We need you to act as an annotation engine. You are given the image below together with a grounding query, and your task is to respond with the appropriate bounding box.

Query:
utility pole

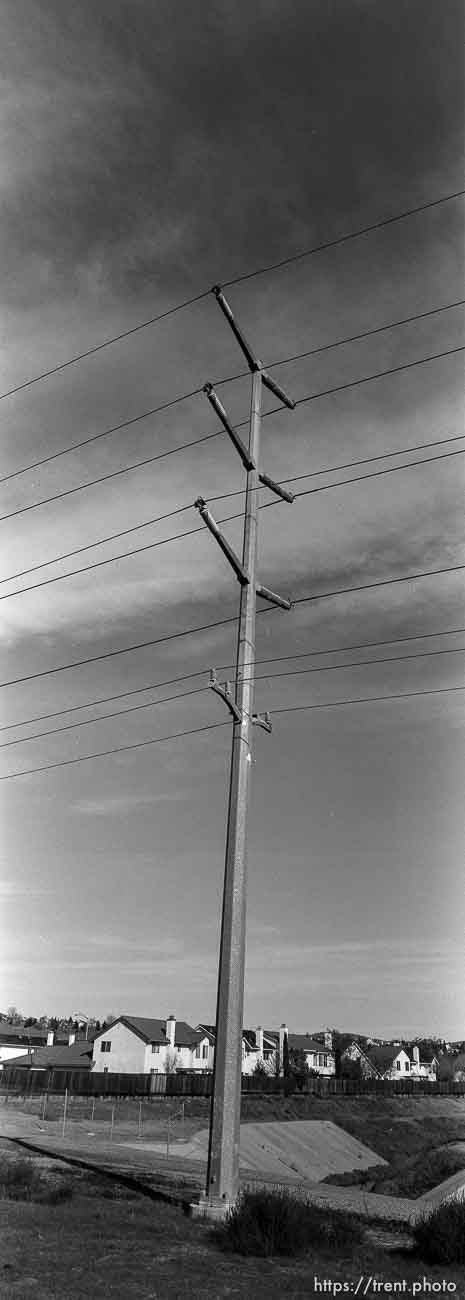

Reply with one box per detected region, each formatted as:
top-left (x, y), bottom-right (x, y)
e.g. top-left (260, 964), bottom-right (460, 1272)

top-left (193, 287), bottom-right (295, 1214)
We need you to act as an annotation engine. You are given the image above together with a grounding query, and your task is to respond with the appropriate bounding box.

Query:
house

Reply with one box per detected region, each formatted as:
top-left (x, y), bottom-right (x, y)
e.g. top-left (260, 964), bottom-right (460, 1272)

top-left (285, 1028), bottom-right (335, 1077)
top-left (342, 1040), bottom-right (412, 1079)
top-left (3, 1041), bottom-right (93, 1072)
top-left (406, 1044), bottom-right (439, 1080)
top-left (91, 1015), bottom-right (210, 1074)
top-left (241, 1028), bottom-right (279, 1075)
top-left (0, 1022), bottom-right (50, 1067)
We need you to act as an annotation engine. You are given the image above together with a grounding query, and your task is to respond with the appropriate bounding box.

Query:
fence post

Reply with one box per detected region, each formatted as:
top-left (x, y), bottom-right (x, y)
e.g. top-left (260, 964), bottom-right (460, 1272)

top-left (62, 1088), bottom-right (68, 1138)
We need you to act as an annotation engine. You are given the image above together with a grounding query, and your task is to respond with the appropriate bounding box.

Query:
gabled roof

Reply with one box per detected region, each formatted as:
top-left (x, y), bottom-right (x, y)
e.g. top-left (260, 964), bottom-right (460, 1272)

top-left (96, 1016), bottom-right (202, 1048)
top-left (364, 1044), bottom-right (408, 1073)
top-left (406, 1046), bottom-right (438, 1065)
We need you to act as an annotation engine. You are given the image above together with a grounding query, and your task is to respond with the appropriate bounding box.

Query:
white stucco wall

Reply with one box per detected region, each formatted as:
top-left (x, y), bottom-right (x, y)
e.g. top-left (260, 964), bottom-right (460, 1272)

top-left (92, 1023), bottom-right (146, 1073)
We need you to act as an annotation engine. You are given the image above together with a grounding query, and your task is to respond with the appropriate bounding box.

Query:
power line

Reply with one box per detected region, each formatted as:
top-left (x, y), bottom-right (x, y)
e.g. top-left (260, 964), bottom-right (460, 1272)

top-left (271, 685), bottom-right (465, 718)
top-left (2, 644), bottom-right (464, 750)
top-left (1, 444), bottom-right (463, 603)
top-left (0, 388), bottom-right (211, 487)
top-left (0, 430), bottom-right (223, 524)
top-left (0, 291), bottom-right (212, 404)
top-left (293, 563), bottom-right (465, 611)
top-left (2, 430), bottom-right (463, 590)
top-left (1, 561), bottom-right (464, 690)
top-left (2, 189), bottom-right (463, 408)
top-left (222, 189), bottom-right (465, 288)
top-left (0, 719), bottom-right (230, 782)
top-left (1, 684), bottom-right (463, 782)
top-left (3, 295), bottom-right (462, 489)
top-left (3, 625), bottom-right (464, 733)
top-left (2, 342), bottom-right (463, 527)
top-left (1, 624), bottom-right (462, 738)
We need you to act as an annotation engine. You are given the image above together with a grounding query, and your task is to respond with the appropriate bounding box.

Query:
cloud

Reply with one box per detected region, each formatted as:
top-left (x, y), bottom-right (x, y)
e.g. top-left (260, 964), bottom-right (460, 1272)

top-left (73, 792), bottom-right (184, 815)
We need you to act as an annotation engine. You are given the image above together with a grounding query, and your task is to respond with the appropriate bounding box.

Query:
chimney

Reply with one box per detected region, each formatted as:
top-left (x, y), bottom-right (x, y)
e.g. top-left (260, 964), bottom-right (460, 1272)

top-left (46, 1031), bottom-right (54, 1047)
top-left (413, 1045), bottom-right (420, 1065)
top-left (166, 1016), bottom-right (176, 1049)
top-left (256, 1026), bottom-right (264, 1055)
top-left (279, 1023), bottom-right (288, 1071)
top-left (68, 1032), bottom-right (76, 1046)
top-left (324, 1028), bottom-right (333, 1050)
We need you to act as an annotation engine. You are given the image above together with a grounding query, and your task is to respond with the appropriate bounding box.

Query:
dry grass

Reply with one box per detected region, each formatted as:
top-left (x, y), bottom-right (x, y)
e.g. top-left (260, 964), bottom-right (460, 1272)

top-left (0, 1157), bottom-right (463, 1299)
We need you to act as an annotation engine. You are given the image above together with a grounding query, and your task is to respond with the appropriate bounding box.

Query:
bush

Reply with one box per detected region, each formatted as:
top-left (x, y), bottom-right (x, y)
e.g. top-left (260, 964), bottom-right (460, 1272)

top-left (214, 1188), bottom-right (361, 1257)
top-left (0, 1158), bottom-right (42, 1200)
top-left (414, 1199), bottom-right (465, 1265)
top-left (0, 1158), bottom-right (74, 1204)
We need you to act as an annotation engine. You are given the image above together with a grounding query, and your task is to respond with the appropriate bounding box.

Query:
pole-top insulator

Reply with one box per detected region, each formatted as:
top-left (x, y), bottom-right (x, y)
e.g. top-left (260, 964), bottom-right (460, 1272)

top-left (194, 495), bottom-right (206, 510)
top-left (212, 285), bottom-right (222, 297)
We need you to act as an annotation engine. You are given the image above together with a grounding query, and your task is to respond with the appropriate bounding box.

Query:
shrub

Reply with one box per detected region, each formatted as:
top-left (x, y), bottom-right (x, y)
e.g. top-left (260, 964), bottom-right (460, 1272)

top-left (0, 1158), bottom-right (42, 1201)
top-left (39, 1181), bottom-right (74, 1205)
top-left (414, 1199), bottom-right (465, 1265)
top-left (214, 1188), bottom-right (361, 1257)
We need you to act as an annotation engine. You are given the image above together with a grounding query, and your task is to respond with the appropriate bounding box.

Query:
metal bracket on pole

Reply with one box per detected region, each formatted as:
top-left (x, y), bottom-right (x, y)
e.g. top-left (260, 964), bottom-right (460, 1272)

top-left (252, 711), bottom-right (272, 734)
top-left (256, 583), bottom-right (292, 611)
top-left (209, 669), bottom-right (242, 722)
top-left (203, 384), bottom-right (256, 471)
top-left (194, 497), bottom-right (249, 586)
top-left (212, 286), bottom-right (260, 372)
top-left (258, 470), bottom-right (295, 503)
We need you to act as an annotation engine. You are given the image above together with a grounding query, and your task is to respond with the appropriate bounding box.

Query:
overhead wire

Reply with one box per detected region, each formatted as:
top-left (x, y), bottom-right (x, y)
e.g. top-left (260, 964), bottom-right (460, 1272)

top-left (1, 684), bottom-right (463, 782)
top-left (1, 561), bottom-right (464, 690)
top-left (2, 295), bottom-right (463, 489)
top-left (1, 341), bottom-right (463, 529)
top-left (2, 644), bottom-right (464, 750)
top-left (2, 186), bottom-right (463, 405)
top-left (0, 443), bottom-right (464, 602)
top-left (3, 625), bottom-right (464, 734)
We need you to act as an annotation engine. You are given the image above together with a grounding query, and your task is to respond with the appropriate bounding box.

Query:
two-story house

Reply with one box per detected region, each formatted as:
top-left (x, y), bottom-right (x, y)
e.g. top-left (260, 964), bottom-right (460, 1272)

top-left (91, 1015), bottom-right (210, 1074)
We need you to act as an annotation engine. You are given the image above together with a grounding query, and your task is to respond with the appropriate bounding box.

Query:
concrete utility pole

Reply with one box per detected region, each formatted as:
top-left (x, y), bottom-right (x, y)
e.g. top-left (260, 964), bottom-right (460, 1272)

top-left (193, 287), bottom-right (295, 1214)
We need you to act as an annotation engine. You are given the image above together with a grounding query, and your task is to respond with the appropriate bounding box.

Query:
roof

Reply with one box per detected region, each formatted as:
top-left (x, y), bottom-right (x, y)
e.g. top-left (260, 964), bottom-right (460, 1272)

top-left (406, 1046), bottom-right (439, 1064)
top-left (287, 1034), bottom-right (332, 1054)
top-left (364, 1045), bottom-right (407, 1073)
top-left (3, 1043), bottom-right (93, 1070)
top-left (0, 1025), bottom-right (49, 1047)
top-left (97, 1016), bottom-right (202, 1048)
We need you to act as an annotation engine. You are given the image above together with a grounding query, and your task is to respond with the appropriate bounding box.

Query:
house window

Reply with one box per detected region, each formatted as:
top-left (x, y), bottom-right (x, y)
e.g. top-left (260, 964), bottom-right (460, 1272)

top-left (318, 1054), bottom-right (324, 1066)
top-left (100, 1040), bottom-right (111, 1053)
top-left (202, 1044), bottom-right (208, 1059)
top-left (396, 1060), bottom-right (401, 1071)
top-left (195, 1045), bottom-right (201, 1058)
top-left (150, 1043), bottom-right (159, 1054)
top-left (323, 1055), bottom-right (328, 1068)
top-left (405, 1060), bottom-right (409, 1071)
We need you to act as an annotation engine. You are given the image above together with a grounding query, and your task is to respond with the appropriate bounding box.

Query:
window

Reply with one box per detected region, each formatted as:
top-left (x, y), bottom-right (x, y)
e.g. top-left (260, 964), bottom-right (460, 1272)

top-left (202, 1044), bottom-right (208, 1059)
top-left (396, 1060), bottom-right (401, 1071)
top-left (195, 1045), bottom-right (201, 1058)
top-left (150, 1043), bottom-right (159, 1054)
top-left (405, 1060), bottom-right (409, 1071)
top-left (323, 1055), bottom-right (328, 1068)
top-left (318, 1054), bottom-right (324, 1066)
top-left (100, 1040), bottom-right (111, 1053)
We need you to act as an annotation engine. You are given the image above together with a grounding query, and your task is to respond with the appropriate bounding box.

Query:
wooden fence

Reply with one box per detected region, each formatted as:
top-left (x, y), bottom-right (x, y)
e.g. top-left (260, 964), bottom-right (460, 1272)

top-left (1, 1067), bottom-right (465, 1100)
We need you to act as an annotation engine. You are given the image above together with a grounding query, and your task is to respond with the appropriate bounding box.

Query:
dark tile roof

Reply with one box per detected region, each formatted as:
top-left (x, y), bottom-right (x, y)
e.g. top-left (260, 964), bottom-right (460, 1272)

top-left (3, 1043), bottom-right (93, 1070)
top-left (287, 1034), bottom-right (331, 1054)
top-left (364, 1045), bottom-right (407, 1073)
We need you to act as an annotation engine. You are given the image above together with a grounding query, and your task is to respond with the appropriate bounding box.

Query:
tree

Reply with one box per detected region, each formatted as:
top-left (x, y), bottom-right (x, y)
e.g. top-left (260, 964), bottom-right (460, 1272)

top-left (165, 1049), bottom-right (181, 1074)
top-left (7, 1005), bottom-right (23, 1024)
top-left (288, 1047), bottom-right (310, 1092)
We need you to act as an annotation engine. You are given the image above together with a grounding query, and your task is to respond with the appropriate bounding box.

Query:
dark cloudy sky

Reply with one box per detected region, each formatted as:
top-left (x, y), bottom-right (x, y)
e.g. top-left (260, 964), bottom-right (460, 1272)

top-left (1, 0), bottom-right (464, 1036)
